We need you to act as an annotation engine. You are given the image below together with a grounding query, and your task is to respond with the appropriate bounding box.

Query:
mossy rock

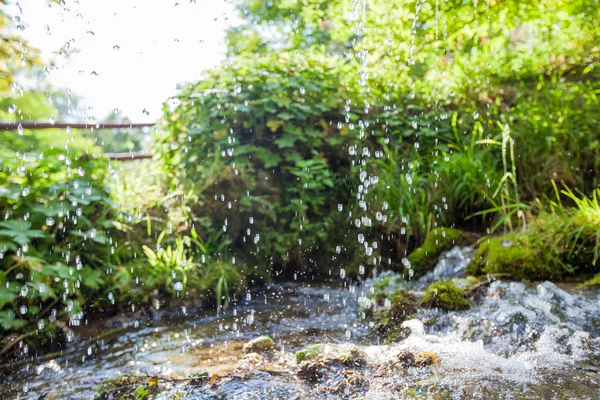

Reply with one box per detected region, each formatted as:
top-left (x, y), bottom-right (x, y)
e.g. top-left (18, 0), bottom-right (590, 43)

top-left (421, 281), bottom-right (469, 310)
top-left (407, 228), bottom-right (465, 276)
top-left (94, 376), bottom-right (157, 400)
top-left (295, 343), bottom-right (325, 363)
top-left (295, 343), bottom-right (366, 366)
top-left (579, 272), bottom-right (600, 288)
top-left (466, 236), bottom-right (558, 281)
top-left (373, 290), bottom-right (418, 341)
top-left (243, 336), bottom-right (275, 353)
top-left (414, 351), bottom-right (439, 367)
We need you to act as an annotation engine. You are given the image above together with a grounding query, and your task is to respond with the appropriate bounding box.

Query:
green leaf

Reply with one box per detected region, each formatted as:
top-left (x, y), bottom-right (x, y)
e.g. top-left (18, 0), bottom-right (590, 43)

top-left (0, 220), bottom-right (48, 245)
top-left (274, 136), bottom-right (297, 149)
top-left (0, 288), bottom-right (17, 308)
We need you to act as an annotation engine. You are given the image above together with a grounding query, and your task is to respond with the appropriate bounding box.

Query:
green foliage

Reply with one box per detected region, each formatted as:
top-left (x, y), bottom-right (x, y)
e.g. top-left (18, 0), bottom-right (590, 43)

top-left (420, 281), bottom-right (470, 311)
top-left (0, 150), bottom-right (117, 343)
top-left (155, 51), bottom-right (363, 275)
top-left (467, 185), bottom-right (600, 281)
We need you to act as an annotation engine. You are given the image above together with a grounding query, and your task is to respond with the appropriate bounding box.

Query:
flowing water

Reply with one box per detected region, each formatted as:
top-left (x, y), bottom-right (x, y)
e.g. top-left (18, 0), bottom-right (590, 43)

top-left (2, 248), bottom-right (599, 399)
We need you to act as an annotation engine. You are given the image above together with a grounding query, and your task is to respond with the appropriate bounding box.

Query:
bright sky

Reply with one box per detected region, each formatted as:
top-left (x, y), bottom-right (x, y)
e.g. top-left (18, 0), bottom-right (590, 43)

top-left (9, 0), bottom-right (236, 122)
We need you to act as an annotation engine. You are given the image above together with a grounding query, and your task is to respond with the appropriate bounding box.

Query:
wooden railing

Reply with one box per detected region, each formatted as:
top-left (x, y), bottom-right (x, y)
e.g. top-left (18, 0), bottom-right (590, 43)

top-left (1, 120), bottom-right (156, 161)
top-left (0, 121), bottom-right (155, 130)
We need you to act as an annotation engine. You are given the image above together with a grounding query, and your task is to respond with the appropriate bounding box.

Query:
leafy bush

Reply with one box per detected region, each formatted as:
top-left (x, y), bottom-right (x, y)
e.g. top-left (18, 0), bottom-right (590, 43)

top-left (0, 151), bottom-right (116, 343)
top-left (155, 51), bottom-right (365, 276)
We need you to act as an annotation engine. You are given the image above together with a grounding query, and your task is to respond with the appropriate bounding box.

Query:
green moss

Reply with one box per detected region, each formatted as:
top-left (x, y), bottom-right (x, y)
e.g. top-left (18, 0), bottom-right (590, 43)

top-left (408, 228), bottom-right (464, 276)
top-left (372, 276), bottom-right (391, 293)
top-left (579, 272), bottom-right (600, 288)
top-left (295, 343), bottom-right (325, 363)
top-left (295, 343), bottom-right (366, 366)
top-left (421, 281), bottom-right (469, 310)
top-left (373, 290), bottom-right (418, 341)
top-left (95, 376), bottom-right (149, 399)
top-left (243, 335), bottom-right (275, 353)
top-left (466, 235), bottom-right (559, 281)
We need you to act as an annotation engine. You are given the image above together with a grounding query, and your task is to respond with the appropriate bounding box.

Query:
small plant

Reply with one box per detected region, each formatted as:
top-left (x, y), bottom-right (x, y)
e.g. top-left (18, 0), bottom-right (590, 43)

top-left (142, 232), bottom-right (196, 296)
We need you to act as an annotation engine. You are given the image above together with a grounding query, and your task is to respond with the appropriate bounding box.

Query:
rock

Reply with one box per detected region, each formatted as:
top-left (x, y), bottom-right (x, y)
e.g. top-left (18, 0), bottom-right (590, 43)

top-left (297, 360), bottom-right (326, 383)
top-left (342, 370), bottom-right (365, 386)
top-left (295, 343), bottom-right (325, 363)
top-left (243, 336), bottom-right (275, 353)
top-left (188, 370), bottom-right (210, 383)
top-left (238, 352), bottom-right (265, 368)
top-left (373, 290), bottom-right (418, 341)
top-left (414, 351), bottom-right (438, 367)
top-left (396, 350), bottom-right (416, 367)
top-left (295, 343), bottom-right (366, 366)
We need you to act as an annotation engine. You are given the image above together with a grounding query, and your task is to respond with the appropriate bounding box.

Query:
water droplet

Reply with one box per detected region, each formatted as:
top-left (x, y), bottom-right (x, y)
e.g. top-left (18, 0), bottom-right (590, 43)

top-left (8, 104), bottom-right (16, 113)
top-left (472, 111), bottom-right (480, 120)
top-left (357, 233), bottom-right (365, 244)
top-left (20, 305), bottom-right (28, 315)
top-left (17, 123), bottom-right (23, 135)
top-left (174, 282), bottom-right (184, 291)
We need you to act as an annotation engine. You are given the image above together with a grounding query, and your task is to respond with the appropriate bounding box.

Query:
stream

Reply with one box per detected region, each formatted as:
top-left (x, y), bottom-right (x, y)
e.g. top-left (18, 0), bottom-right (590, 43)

top-left (1, 248), bottom-right (599, 399)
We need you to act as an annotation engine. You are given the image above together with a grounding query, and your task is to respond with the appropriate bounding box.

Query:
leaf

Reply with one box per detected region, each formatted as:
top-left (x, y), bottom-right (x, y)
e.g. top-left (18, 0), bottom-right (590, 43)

top-left (0, 220), bottom-right (48, 245)
top-left (0, 310), bottom-right (26, 330)
top-left (82, 268), bottom-right (104, 289)
top-left (277, 111), bottom-right (295, 120)
top-left (266, 119), bottom-right (284, 132)
top-left (0, 288), bottom-right (17, 308)
top-left (274, 136), bottom-right (297, 149)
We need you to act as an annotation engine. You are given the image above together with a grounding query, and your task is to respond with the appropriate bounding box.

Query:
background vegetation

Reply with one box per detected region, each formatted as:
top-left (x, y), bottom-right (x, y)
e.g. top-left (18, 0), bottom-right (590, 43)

top-left (0, 0), bottom-right (599, 357)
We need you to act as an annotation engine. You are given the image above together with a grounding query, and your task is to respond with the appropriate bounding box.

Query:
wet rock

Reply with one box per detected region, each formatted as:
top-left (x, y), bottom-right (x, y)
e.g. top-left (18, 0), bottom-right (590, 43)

top-left (295, 343), bottom-right (366, 367)
top-left (297, 360), bottom-right (326, 383)
top-left (414, 351), bottom-right (438, 367)
top-left (419, 246), bottom-right (476, 282)
top-left (396, 350), bottom-right (416, 367)
top-left (243, 336), bottom-right (275, 353)
top-left (373, 290), bottom-right (418, 341)
top-left (238, 352), bottom-right (265, 368)
top-left (295, 343), bottom-right (324, 362)
top-left (342, 370), bottom-right (366, 386)
top-left (188, 370), bottom-right (210, 384)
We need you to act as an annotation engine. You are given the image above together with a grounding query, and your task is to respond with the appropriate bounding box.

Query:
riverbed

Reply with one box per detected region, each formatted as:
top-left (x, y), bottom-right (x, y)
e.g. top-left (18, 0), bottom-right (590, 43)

top-left (2, 248), bottom-right (599, 399)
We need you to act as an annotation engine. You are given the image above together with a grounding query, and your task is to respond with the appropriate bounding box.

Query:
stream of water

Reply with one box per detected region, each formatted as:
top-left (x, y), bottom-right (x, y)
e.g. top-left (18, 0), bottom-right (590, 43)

top-left (2, 248), bottom-right (599, 399)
